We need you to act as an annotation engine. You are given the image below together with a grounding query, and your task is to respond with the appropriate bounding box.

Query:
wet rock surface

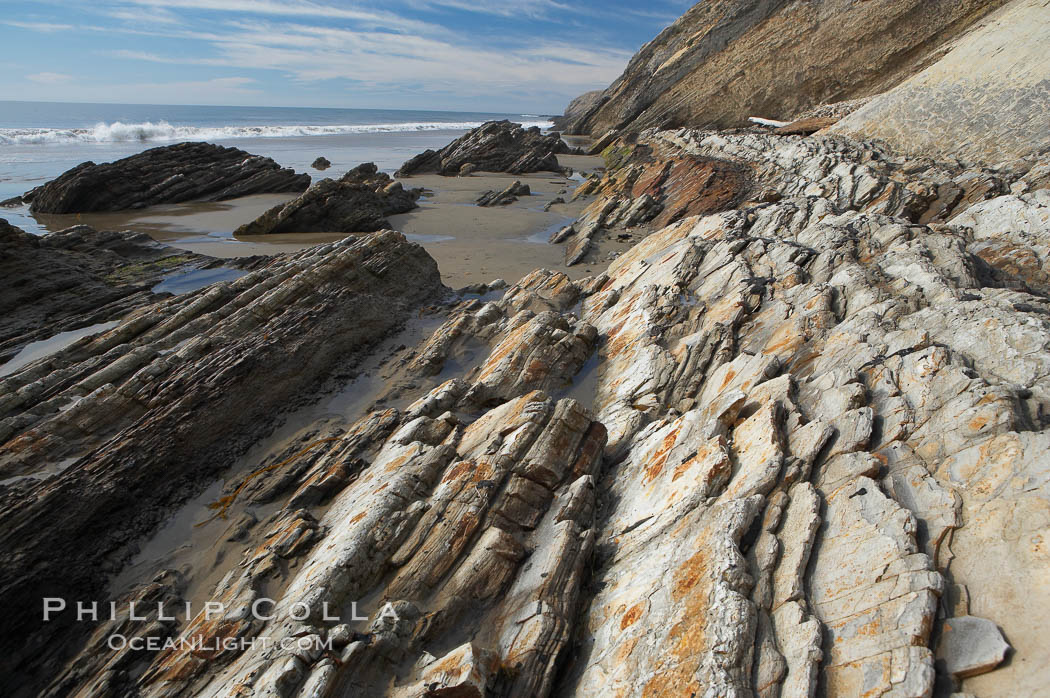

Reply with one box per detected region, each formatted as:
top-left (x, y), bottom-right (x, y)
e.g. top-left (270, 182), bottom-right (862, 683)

top-left (24, 142), bottom-right (311, 214)
top-left (233, 162), bottom-right (422, 235)
top-left (2, 122), bottom-right (1050, 698)
top-left (0, 219), bottom-right (258, 365)
top-left (396, 120), bottom-right (572, 177)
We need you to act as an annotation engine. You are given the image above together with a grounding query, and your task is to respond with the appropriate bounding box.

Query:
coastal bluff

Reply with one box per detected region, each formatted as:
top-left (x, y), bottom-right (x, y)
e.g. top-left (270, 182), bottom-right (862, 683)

top-left (554, 0), bottom-right (1049, 163)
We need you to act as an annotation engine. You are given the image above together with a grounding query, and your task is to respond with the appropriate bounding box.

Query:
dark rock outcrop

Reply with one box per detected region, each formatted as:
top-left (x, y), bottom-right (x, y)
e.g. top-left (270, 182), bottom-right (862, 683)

top-left (0, 219), bottom-right (223, 363)
top-left (396, 120), bottom-right (570, 177)
top-left (312, 156), bottom-right (332, 170)
top-left (555, 0), bottom-right (1008, 137)
top-left (475, 180), bottom-right (531, 207)
top-left (233, 163), bottom-right (421, 235)
top-left (24, 142), bottom-right (311, 214)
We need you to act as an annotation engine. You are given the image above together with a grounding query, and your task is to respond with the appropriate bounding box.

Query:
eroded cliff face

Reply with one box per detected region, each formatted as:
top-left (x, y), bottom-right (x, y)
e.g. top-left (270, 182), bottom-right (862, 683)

top-left (2, 118), bottom-right (1048, 696)
top-left (557, 0), bottom-right (1007, 138)
top-left (829, 0), bottom-right (1050, 164)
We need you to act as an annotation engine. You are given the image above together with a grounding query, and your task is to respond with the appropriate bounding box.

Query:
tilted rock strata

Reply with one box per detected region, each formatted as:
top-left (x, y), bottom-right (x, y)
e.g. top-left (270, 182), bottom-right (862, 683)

top-left (396, 120), bottom-right (571, 177)
top-left (553, 185), bottom-right (1050, 694)
top-left (0, 220), bottom-right (237, 363)
top-left (4, 128), bottom-right (1050, 696)
top-left (555, 140), bottom-right (748, 264)
top-left (35, 259), bottom-right (605, 697)
top-left (233, 162), bottom-right (421, 235)
top-left (25, 142), bottom-right (310, 214)
top-left (0, 231), bottom-right (444, 690)
top-left (553, 127), bottom-right (1026, 266)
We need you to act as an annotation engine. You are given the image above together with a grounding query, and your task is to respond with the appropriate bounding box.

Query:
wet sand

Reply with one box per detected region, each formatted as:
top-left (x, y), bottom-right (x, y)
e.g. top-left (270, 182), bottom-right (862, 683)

top-left (11, 153), bottom-right (608, 288)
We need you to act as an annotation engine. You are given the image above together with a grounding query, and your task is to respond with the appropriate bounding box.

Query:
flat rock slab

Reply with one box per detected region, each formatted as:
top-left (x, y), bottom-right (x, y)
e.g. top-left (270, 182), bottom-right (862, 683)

top-left (936, 615), bottom-right (1011, 678)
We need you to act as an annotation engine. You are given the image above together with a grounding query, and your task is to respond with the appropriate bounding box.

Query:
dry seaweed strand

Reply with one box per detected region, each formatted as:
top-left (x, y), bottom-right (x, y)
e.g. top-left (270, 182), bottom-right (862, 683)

top-left (196, 437), bottom-right (340, 527)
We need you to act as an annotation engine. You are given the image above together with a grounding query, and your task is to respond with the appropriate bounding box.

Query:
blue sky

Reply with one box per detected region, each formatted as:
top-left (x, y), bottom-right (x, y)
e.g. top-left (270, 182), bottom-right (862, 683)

top-left (0, 0), bottom-right (690, 112)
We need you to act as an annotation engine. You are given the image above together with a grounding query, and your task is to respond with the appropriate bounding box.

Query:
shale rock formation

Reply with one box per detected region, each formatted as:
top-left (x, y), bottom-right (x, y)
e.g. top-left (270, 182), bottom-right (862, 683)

top-left (550, 125), bottom-right (1047, 266)
top-left (3, 117), bottom-right (1047, 696)
top-left (0, 219), bottom-right (236, 364)
top-left (234, 163), bottom-right (421, 235)
top-left (0, 231), bottom-right (444, 691)
top-left (476, 180), bottom-right (531, 207)
top-left (24, 142), bottom-right (311, 214)
top-left (396, 120), bottom-right (572, 177)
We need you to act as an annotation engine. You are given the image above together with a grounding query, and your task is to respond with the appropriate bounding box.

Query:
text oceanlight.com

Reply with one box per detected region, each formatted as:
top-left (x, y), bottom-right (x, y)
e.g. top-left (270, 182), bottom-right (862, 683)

top-left (107, 635), bottom-right (336, 653)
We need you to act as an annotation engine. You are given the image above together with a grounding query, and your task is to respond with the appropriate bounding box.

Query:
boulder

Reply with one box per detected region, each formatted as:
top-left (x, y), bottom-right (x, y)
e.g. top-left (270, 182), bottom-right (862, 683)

top-left (475, 180), bottom-right (531, 207)
top-left (395, 120), bottom-right (570, 177)
top-left (936, 616), bottom-right (1011, 678)
top-left (233, 163), bottom-right (421, 235)
top-left (311, 156), bottom-right (332, 170)
top-left (24, 142), bottom-right (310, 214)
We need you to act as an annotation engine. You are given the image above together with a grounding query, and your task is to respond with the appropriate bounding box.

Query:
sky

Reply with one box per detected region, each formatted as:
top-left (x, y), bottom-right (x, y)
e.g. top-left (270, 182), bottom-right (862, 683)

top-left (0, 0), bottom-right (691, 113)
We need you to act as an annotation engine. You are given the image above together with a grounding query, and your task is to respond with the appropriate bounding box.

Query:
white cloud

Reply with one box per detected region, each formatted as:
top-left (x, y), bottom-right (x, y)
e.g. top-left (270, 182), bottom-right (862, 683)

top-left (122, 0), bottom-right (439, 33)
top-left (5, 0), bottom-right (635, 108)
top-left (105, 19), bottom-right (631, 95)
top-left (26, 72), bottom-right (73, 83)
top-left (5, 20), bottom-right (75, 32)
top-left (103, 6), bottom-right (183, 24)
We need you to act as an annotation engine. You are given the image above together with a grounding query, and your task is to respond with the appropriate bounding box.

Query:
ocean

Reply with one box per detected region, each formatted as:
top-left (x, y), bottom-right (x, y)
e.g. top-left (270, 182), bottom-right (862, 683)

top-left (0, 100), bottom-right (554, 213)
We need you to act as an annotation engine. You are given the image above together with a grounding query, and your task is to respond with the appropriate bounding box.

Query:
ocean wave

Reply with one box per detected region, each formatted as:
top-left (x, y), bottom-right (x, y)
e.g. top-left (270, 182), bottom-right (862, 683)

top-left (0, 119), bottom-right (555, 145)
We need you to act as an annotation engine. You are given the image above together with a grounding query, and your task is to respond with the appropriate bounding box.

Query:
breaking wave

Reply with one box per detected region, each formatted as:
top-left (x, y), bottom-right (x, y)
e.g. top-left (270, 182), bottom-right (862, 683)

top-left (0, 119), bottom-right (555, 145)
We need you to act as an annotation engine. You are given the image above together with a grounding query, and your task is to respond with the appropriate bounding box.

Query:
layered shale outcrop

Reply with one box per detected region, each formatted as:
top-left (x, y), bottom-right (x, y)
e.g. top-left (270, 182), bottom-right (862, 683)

top-left (396, 120), bottom-right (573, 177)
top-left (234, 162), bottom-right (422, 235)
top-left (0, 231), bottom-right (444, 690)
top-left (2, 118), bottom-right (1047, 697)
top-left (0, 219), bottom-right (243, 364)
top-left (24, 142), bottom-right (311, 214)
